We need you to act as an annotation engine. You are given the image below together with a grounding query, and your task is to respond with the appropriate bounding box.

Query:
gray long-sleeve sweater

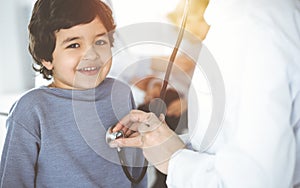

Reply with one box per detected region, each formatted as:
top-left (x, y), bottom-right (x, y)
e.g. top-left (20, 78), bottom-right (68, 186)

top-left (0, 78), bottom-right (147, 188)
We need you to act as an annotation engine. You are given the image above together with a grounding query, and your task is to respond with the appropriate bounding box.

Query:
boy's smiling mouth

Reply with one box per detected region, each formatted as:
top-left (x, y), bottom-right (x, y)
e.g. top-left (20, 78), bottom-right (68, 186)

top-left (77, 66), bottom-right (100, 75)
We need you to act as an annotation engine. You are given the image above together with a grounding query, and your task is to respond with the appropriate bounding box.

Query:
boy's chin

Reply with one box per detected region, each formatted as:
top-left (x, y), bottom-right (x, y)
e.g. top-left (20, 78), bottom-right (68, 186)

top-left (74, 82), bottom-right (101, 90)
top-left (73, 69), bottom-right (110, 90)
top-left (73, 81), bottom-right (103, 90)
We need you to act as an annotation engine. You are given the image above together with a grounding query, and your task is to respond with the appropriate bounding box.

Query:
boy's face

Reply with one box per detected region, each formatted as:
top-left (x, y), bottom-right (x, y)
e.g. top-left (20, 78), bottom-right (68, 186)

top-left (42, 16), bottom-right (112, 90)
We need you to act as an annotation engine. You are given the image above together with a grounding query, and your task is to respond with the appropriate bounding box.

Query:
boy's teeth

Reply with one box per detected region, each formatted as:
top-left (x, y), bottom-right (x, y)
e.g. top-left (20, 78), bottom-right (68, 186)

top-left (81, 67), bottom-right (97, 71)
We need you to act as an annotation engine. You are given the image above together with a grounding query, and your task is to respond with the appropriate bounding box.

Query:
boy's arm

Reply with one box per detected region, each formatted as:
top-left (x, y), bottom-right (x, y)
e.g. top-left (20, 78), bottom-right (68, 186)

top-left (0, 118), bottom-right (39, 187)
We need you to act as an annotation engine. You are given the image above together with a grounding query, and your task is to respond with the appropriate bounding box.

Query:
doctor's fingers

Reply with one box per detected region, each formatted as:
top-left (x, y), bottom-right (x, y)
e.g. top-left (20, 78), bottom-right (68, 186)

top-left (114, 110), bottom-right (162, 132)
top-left (112, 111), bottom-right (142, 133)
top-left (137, 113), bottom-right (166, 133)
top-left (114, 122), bottom-right (176, 149)
top-left (114, 135), bottom-right (144, 148)
top-left (114, 131), bottom-right (163, 149)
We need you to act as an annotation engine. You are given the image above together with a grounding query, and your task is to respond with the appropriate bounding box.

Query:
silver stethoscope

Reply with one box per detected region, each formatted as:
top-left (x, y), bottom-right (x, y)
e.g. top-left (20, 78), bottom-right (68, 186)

top-left (105, 0), bottom-right (190, 184)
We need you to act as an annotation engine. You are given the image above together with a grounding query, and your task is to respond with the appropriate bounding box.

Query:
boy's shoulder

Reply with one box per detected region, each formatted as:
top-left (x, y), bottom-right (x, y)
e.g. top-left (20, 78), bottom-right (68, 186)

top-left (15, 86), bottom-right (49, 103)
top-left (8, 86), bottom-right (50, 115)
top-left (4, 87), bottom-right (51, 127)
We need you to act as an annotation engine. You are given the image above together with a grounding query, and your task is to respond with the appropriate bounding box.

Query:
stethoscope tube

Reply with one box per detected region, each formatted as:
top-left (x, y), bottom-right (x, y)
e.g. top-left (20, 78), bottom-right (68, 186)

top-left (160, 0), bottom-right (189, 101)
top-left (113, 0), bottom-right (190, 184)
top-left (105, 0), bottom-right (190, 184)
top-left (117, 148), bottom-right (148, 184)
top-left (106, 127), bottom-right (148, 184)
top-left (150, 0), bottom-right (190, 118)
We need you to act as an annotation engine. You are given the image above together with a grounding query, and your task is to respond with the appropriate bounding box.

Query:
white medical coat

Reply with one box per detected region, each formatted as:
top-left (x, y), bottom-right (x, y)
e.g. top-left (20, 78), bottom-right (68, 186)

top-left (166, 0), bottom-right (300, 187)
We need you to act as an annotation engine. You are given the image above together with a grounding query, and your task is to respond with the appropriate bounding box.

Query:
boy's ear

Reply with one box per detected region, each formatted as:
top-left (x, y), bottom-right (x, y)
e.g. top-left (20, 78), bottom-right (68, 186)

top-left (41, 60), bottom-right (54, 70)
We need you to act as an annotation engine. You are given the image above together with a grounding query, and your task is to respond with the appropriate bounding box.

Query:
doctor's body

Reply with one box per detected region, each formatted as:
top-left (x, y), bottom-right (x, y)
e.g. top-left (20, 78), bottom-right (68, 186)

top-left (111, 0), bottom-right (300, 187)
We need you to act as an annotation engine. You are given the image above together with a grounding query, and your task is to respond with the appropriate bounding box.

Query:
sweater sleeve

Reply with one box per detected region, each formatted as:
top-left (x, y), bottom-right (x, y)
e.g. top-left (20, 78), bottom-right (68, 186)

top-left (0, 118), bottom-right (40, 187)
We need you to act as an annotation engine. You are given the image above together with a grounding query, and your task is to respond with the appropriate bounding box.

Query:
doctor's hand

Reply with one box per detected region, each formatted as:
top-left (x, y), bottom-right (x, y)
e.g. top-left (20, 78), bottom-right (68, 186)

top-left (110, 110), bottom-right (185, 174)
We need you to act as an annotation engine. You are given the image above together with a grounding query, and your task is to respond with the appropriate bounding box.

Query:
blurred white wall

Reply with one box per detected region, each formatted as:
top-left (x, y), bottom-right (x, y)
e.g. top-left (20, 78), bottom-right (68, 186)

top-left (0, 116), bottom-right (7, 158)
top-left (111, 0), bottom-right (179, 27)
top-left (0, 0), bottom-right (35, 95)
top-left (0, 0), bottom-right (35, 155)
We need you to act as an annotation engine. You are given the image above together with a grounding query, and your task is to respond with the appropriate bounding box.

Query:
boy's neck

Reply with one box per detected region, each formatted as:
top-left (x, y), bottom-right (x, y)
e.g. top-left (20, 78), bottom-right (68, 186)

top-left (48, 82), bottom-right (56, 88)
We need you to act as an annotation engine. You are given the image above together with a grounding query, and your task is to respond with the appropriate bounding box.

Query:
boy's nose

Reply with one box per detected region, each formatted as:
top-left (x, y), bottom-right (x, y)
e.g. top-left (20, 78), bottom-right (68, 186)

top-left (83, 46), bottom-right (100, 60)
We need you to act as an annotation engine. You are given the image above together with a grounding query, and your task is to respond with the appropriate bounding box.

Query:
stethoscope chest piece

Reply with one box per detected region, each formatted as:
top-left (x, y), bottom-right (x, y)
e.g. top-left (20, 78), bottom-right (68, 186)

top-left (106, 126), bottom-right (124, 145)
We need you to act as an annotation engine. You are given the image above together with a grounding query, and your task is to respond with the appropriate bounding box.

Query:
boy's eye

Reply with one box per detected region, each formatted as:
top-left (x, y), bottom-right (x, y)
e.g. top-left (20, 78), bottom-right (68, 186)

top-left (67, 43), bottom-right (80, 48)
top-left (95, 39), bottom-right (108, 46)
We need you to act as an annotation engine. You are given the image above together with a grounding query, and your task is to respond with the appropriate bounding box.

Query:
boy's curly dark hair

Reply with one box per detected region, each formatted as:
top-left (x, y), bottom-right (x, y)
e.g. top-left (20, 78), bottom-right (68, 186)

top-left (28, 0), bottom-right (116, 80)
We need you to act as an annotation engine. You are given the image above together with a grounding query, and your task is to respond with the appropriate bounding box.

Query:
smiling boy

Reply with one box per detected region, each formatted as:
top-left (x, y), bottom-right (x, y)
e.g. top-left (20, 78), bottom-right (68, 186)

top-left (0, 0), bottom-right (147, 187)
top-left (43, 16), bottom-right (112, 90)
